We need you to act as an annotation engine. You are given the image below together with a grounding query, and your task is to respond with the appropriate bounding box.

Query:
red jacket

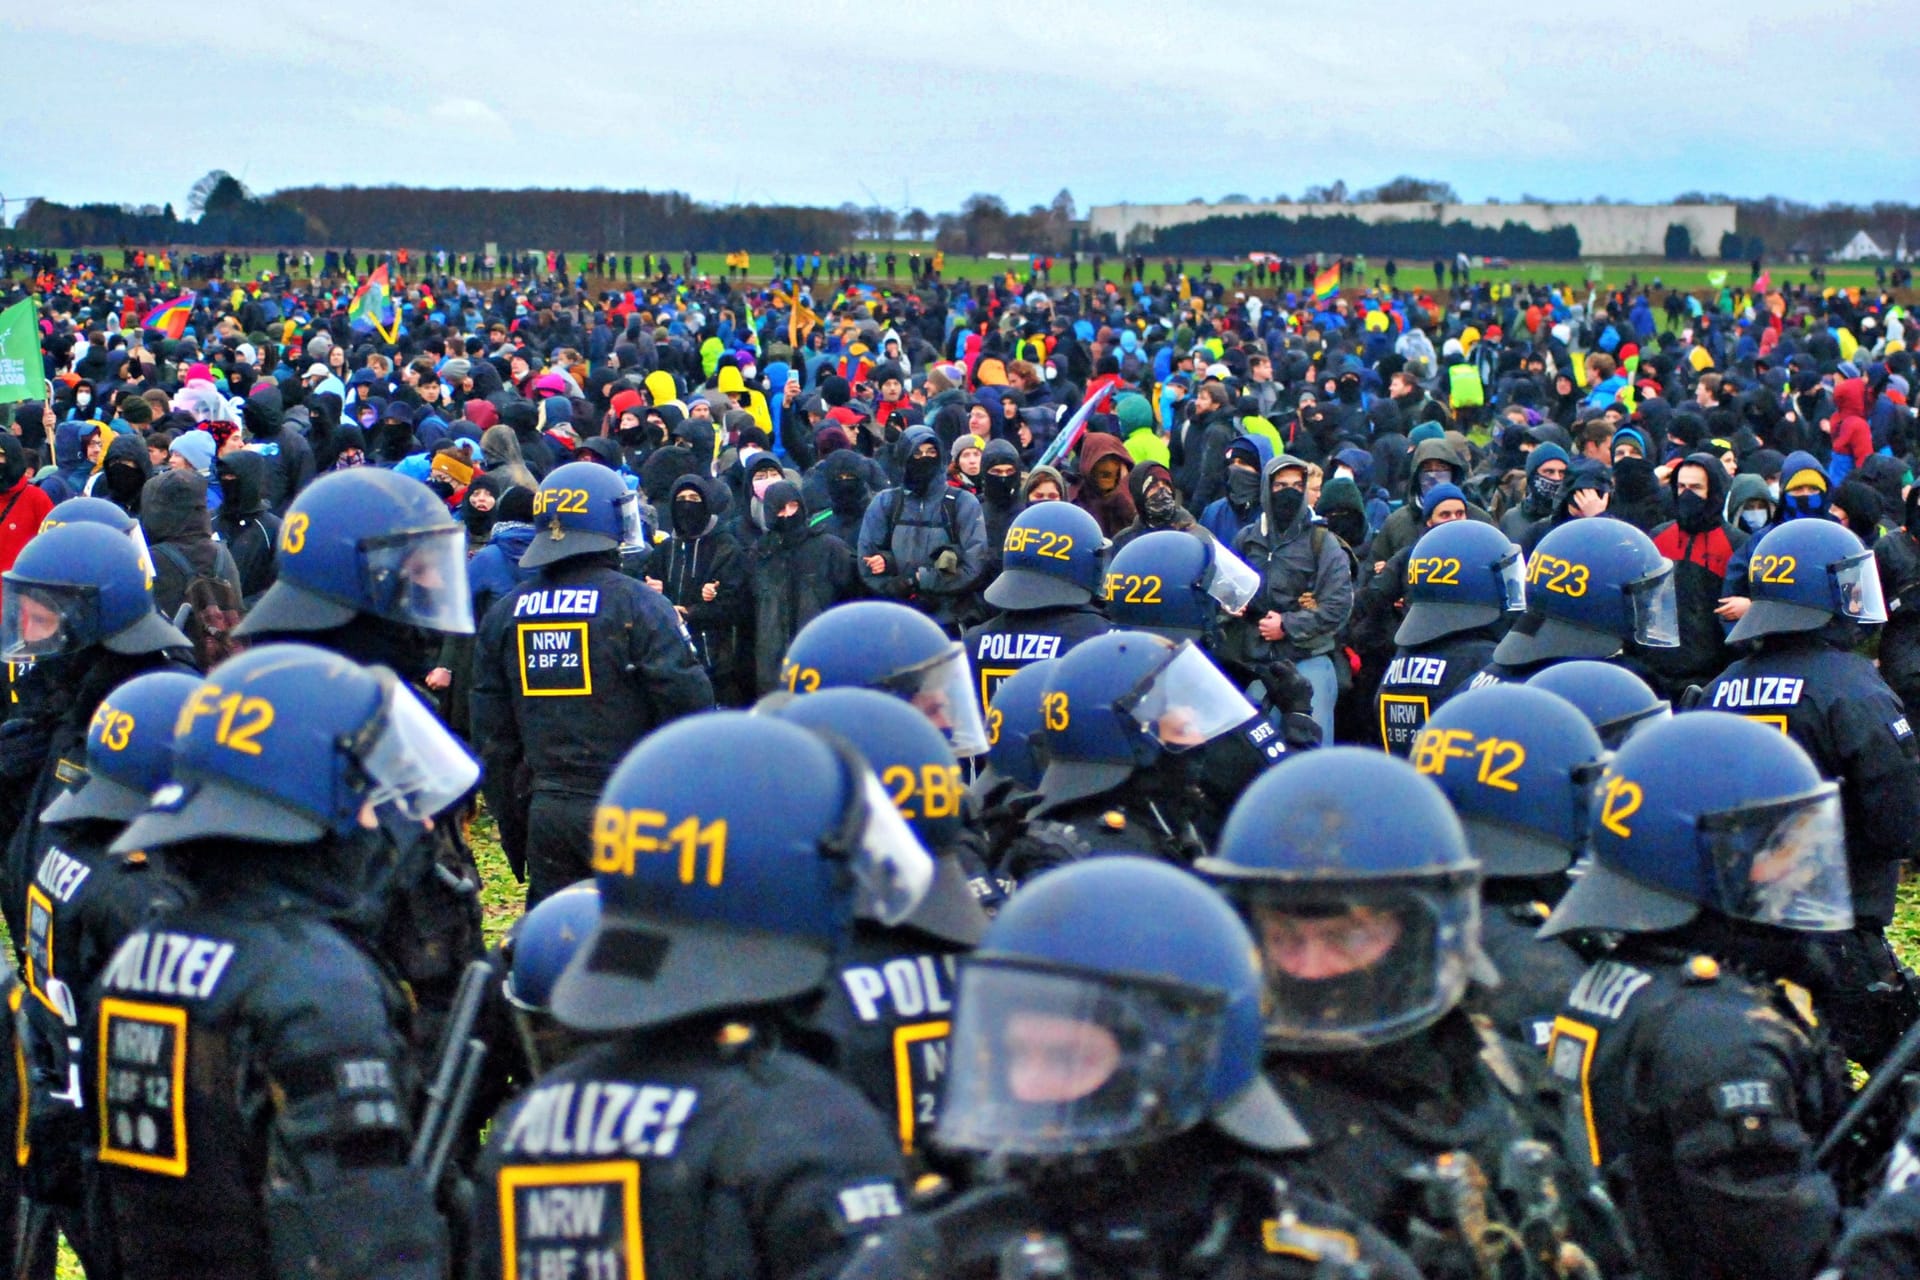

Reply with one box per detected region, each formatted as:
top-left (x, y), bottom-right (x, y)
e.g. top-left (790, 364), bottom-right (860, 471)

top-left (1830, 378), bottom-right (1874, 472)
top-left (0, 473), bottom-right (54, 601)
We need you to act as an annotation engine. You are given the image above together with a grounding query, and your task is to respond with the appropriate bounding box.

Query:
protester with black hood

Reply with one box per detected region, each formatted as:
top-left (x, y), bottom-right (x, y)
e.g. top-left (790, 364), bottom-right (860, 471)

top-left (805, 446), bottom-right (875, 548)
top-left (1641, 453), bottom-right (1746, 698)
top-left (211, 450), bottom-right (282, 607)
top-left (1371, 435), bottom-right (1494, 562)
top-left (857, 423), bottom-right (987, 631)
top-left (239, 385), bottom-right (314, 515)
top-left (1520, 457), bottom-right (1612, 557)
top-left (973, 437), bottom-right (1024, 570)
top-left (456, 470), bottom-right (507, 551)
top-left (1109, 461), bottom-right (1196, 554)
top-left (85, 432), bottom-right (152, 516)
top-left (498, 398), bottom-right (555, 479)
top-left (650, 475), bottom-right (750, 704)
top-left (747, 479), bottom-right (859, 692)
top-left (1502, 442), bottom-right (1569, 542)
top-left (137, 469), bottom-right (244, 626)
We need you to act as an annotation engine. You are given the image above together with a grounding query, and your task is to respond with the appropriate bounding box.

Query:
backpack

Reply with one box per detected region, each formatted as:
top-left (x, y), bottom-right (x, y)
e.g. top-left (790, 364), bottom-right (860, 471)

top-left (153, 543), bottom-right (245, 670)
top-left (880, 485), bottom-right (962, 552)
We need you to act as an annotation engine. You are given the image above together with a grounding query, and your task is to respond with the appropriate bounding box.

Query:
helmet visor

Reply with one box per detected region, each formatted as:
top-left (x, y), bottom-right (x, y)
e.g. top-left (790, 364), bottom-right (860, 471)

top-left (1496, 546), bottom-right (1528, 612)
top-left (1626, 563), bottom-right (1680, 648)
top-left (1204, 542), bottom-right (1263, 614)
top-left (1832, 550), bottom-right (1888, 625)
top-left (614, 489), bottom-right (646, 551)
top-left (359, 526), bottom-right (474, 635)
top-left (0, 582), bottom-right (98, 662)
top-left (1121, 641), bottom-right (1257, 752)
top-left (1700, 788), bottom-right (1852, 932)
top-left (357, 681), bottom-right (482, 821)
top-left (936, 961), bottom-right (1223, 1158)
top-left (896, 644), bottom-right (991, 759)
top-left (845, 766), bottom-right (936, 927)
top-left (1235, 881), bottom-right (1477, 1052)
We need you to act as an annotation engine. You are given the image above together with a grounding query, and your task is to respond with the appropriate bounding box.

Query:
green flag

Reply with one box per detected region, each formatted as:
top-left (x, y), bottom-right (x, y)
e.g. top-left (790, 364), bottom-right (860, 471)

top-left (1585, 262), bottom-right (1605, 283)
top-left (1707, 269), bottom-right (1728, 288)
top-left (0, 298), bottom-right (44, 405)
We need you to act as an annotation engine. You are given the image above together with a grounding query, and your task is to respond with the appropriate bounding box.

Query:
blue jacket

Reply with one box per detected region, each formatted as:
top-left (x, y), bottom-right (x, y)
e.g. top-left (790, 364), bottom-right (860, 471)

top-left (469, 520), bottom-right (539, 621)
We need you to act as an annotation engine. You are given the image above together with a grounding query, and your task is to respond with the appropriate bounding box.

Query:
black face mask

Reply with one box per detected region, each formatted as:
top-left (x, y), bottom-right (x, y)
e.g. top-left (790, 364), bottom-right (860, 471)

top-left (105, 463), bottom-right (144, 502)
top-left (1613, 456), bottom-right (1657, 501)
top-left (828, 475), bottom-right (866, 511)
top-left (1323, 508), bottom-right (1368, 547)
top-left (903, 452), bottom-right (940, 489)
top-left (672, 498), bottom-right (709, 538)
top-left (1527, 471), bottom-right (1562, 512)
top-left (1674, 490), bottom-right (1718, 534)
top-left (982, 472), bottom-right (1019, 505)
top-left (1268, 486), bottom-right (1305, 529)
top-left (773, 510), bottom-right (807, 538)
top-left (1144, 486), bottom-right (1178, 523)
top-left (0, 451), bottom-right (25, 491)
top-left (1227, 468), bottom-right (1262, 509)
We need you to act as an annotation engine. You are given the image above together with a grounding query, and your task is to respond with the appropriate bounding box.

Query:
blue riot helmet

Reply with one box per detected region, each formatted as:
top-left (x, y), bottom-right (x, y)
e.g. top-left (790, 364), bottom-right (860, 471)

top-left (772, 687), bottom-right (989, 946)
top-left (936, 857), bottom-right (1308, 1159)
top-left (41, 671), bottom-right (204, 825)
top-left (781, 600), bottom-right (991, 758)
top-left (984, 501), bottom-right (1107, 610)
top-left (2, 522), bottom-right (188, 662)
top-left (1541, 713), bottom-right (1850, 939)
top-left (233, 468), bottom-right (474, 638)
top-left (978, 659), bottom-right (1057, 793)
top-left (1527, 661), bottom-right (1670, 750)
top-left (1037, 631), bottom-right (1258, 807)
top-left (1411, 685), bottom-right (1607, 877)
top-left (518, 460), bottom-right (647, 571)
top-left (550, 711), bottom-right (936, 1033)
top-left (1492, 520), bottom-right (1679, 667)
top-left (502, 880), bottom-right (600, 1076)
top-left (112, 643), bottom-right (480, 852)
top-left (1197, 749), bottom-right (1491, 1052)
top-left (1104, 530), bottom-right (1262, 640)
top-left (40, 496), bottom-right (155, 581)
top-left (1727, 519), bottom-right (1887, 644)
top-left (1396, 519), bottom-right (1527, 647)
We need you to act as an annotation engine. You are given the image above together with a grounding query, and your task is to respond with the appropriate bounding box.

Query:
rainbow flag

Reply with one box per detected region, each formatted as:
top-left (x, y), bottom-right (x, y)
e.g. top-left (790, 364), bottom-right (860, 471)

top-left (347, 264), bottom-right (398, 342)
top-left (141, 293), bottom-right (193, 340)
top-left (1312, 264), bottom-right (1340, 300)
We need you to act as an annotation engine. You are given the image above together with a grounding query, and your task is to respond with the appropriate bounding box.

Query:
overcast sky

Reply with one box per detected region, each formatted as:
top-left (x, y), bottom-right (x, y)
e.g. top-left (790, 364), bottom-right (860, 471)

top-left (4, 0), bottom-right (1908, 221)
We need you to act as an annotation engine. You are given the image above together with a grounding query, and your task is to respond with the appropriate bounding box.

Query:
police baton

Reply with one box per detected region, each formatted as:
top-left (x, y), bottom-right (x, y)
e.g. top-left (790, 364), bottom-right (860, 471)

top-left (410, 959), bottom-right (493, 1192)
top-left (1816, 1013), bottom-right (1920, 1171)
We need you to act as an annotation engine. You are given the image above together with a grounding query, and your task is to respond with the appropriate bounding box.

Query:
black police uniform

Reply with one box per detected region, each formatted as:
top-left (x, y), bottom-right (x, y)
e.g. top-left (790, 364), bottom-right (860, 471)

top-left (1544, 945), bottom-right (1844, 1280)
top-left (1470, 891), bottom-right (1593, 1056)
top-left (471, 1023), bottom-right (907, 1280)
top-left (851, 1130), bottom-right (1426, 1280)
top-left (1373, 631), bottom-right (1496, 755)
top-left (1266, 1009), bottom-right (1592, 1275)
top-left (962, 605), bottom-right (1110, 710)
top-left (799, 924), bottom-right (960, 1167)
top-left (85, 888), bottom-right (443, 1280)
top-left (1699, 635), bottom-right (1920, 1062)
top-left (472, 555), bottom-right (715, 902)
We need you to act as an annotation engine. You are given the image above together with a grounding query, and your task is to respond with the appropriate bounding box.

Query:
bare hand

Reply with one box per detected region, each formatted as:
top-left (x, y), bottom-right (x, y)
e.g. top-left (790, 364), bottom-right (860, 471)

top-left (1297, 592), bottom-right (1318, 612)
top-left (1258, 611), bottom-right (1286, 641)
top-left (424, 667), bottom-right (452, 691)
top-left (1715, 596), bottom-right (1751, 621)
top-left (864, 554), bottom-right (888, 574)
top-left (644, 576), bottom-right (664, 593)
top-left (1571, 489), bottom-right (1609, 518)
top-left (700, 581), bottom-right (718, 602)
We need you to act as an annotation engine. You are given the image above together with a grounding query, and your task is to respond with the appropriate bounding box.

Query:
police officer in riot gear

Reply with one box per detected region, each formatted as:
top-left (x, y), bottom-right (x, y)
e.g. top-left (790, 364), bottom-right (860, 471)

top-left (1539, 712), bottom-right (1849, 1280)
top-left (1012, 630), bottom-right (1276, 874)
top-left (90, 643), bottom-right (478, 1280)
top-left (781, 599), bottom-right (992, 759)
top-left (1698, 517), bottom-right (1920, 1066)
top-left (963, 502), bottom-right (1111, 710)
top-left (1472, 517), bottom-right (1680, 687)
top-left (1410, 684), bottom-right (1609, 1053)
top-left (1528, 659), bottom-right (1670, 749)
top-left (846, 856), bottom-right (1423, 1280)
top-left (469, 712), bottom-right (919, 1280)
top-left (232, 467), bottom-right (492, 1052)
top-left (965, 658), bottom-right (1056, 874)
top-left (14, 671), bottom-right (199, 1277)
top-left (772, 689), bottom-right (992, 1163)
top-left (1198, 750), bottom-right (1618, 1276)
top-left (1, 522), bottom-right (194, 943)
top-left (499, 882), bottom-right (601, 1081)
top-left (471, 461), bottom-right (715, 906)
top-left (1374, 519), bottom-right (1527, 754)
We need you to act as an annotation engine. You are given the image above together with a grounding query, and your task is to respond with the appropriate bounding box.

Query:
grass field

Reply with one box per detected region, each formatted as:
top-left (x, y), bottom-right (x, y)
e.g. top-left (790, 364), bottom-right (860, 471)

top-left (22, 247), bottom-right (1899, 300)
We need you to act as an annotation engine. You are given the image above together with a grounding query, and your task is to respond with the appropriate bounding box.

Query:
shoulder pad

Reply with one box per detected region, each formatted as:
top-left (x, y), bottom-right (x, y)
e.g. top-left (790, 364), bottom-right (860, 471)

top-left (1506, 900), bottom-right (1553, 925)
top-left (1100, 810), bottom-right (1127, 831)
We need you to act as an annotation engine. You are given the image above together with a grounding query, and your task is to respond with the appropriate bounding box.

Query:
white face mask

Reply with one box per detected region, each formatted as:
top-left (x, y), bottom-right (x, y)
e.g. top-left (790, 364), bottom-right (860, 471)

top-left (1740, 507), bottom-right (1770, 531)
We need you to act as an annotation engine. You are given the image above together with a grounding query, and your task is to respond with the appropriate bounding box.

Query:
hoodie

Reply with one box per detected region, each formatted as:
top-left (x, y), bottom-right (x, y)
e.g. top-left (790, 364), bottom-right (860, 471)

top-left (1373, 438), bottom-right (1493, 561)
top-left (656, 474), bottom-right (747, 690)
top-left (211, 451), bottom-right (283, 607)
top-left (37, 419), bottom-right (92, 504)
top-left (241, 387), bottom-right (316, 517)
top-left (1828, 378), bottom-right (1873, 485)
top-left (1198, 433), bottom-right (1275, 545)
top-left (1230, 453), bottom-right (1355, 662)
top-left (86, 433), bottom-right (154, 515)
top-left (139, 470), bottom-right (244, 622)
top-left (1645, 454), bottom-right (1746, 692)
top-left (856, 423), bottom-right (988, 624)
top-left (1070, 432), bottom-right (1137, 538)
top-left (1110, 462), bottom-right (1195, 554)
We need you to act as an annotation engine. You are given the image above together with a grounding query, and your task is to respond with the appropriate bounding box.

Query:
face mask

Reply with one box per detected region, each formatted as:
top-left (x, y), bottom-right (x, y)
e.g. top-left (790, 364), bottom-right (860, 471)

top-left (828, 475), bottom-right (866, 510)
top-left (1269, 487), bottom-right (1305, 528)
top-left (1782, 491), bottom-right (1828, 521)
top-left (774, 510), bottom-right (807, 537)
top-left (1674, 491), bottom-right (1715, 533)
top-left (752, 473), bottom-right (779, 501)
top-left (1527, 472), bottom-right (1562, 509)
top-left (1740, 507), bottom-right (1771, 532)
top-left (982, 472), bottom-right (1019, 505)
top-left (672, 498), bottom-right (709, 538)
top-left (1417, 468), bottom-right (1449, 497)
top-left (1227, 468), bottom-right (1262, 508)
top-left (1144, 486), bottom-right (1178, 521)
top-left (904, 453), bottom-right (940, 488)
top-left (1767, 482), bottom-right (1781, 502)
top-left (75, 394), bottom-right (90, 409)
